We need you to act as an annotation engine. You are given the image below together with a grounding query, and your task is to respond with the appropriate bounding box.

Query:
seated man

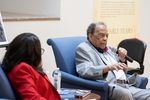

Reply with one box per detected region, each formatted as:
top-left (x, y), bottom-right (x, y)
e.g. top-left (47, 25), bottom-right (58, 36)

top-left (75, 22), bottom-right (150, 100)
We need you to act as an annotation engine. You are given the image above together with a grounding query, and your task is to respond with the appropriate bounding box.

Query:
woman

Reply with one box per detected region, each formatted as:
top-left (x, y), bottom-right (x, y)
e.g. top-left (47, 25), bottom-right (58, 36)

top-left (2, 33), bottom-right (61, 100)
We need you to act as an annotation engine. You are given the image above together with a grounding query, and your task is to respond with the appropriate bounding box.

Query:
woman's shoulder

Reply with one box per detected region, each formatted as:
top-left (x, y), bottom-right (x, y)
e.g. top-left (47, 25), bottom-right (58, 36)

top-left (16, 62), bottom-right (33, 69)
top-left (10, 62), bottom-right (36, 75)
top-left (19, 62), bottom-right (32, 67)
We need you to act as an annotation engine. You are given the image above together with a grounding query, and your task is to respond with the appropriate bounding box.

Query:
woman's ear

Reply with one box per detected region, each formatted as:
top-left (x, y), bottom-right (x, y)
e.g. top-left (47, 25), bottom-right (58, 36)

top-left (38, 59), bottom-right (43, 69)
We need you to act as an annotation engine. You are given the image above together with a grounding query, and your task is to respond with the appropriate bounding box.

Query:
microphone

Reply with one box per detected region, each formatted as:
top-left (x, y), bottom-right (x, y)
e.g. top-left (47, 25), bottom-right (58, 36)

top-left (110, 47), bottom-right (134, 63)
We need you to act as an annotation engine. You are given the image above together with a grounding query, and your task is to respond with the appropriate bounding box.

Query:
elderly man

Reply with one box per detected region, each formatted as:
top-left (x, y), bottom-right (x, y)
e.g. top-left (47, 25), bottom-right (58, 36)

top-left (75, 22), bottom-right (150, 100)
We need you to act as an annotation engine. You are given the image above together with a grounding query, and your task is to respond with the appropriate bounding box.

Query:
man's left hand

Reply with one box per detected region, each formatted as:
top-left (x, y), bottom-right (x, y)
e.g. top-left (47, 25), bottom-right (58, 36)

top-left (117, 47), bottom-right (127, 62)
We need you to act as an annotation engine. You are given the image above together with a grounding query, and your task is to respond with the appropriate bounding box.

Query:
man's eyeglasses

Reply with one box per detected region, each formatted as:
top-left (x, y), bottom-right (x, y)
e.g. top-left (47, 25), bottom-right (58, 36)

top-left (41, 48), bottom-right (45, 55)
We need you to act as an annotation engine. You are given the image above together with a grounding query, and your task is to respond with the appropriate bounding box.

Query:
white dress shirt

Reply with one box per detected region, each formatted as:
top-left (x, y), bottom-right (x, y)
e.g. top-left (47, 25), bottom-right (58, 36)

top-left (101, 52), bottom-right (127, 80)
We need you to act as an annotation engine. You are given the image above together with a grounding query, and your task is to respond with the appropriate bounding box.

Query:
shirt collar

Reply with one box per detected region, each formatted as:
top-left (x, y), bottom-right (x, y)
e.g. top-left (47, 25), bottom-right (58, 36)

top-left (90, 41), bottom-right (108, 53)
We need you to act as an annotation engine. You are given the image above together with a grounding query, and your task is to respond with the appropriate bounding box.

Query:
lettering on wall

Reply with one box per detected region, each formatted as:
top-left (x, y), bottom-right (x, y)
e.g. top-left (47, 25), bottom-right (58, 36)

top-left (100, 1), bottom-right (135, 18)
top-left (108, 28), bottom-right (133, 34)
top-left (94, 0), bottom-right (141, 47)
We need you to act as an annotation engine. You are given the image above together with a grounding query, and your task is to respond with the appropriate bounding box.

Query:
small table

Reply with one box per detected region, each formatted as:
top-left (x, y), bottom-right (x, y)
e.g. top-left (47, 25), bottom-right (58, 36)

top-left (75, 93), bottom-right (101, 100)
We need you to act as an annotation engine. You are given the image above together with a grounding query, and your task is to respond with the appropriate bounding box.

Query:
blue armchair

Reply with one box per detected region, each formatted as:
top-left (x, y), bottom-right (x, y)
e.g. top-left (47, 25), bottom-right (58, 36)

top-left (0, 62), bottom-right (16, 100)
top-left (47, 36), bottom-right (148, 100)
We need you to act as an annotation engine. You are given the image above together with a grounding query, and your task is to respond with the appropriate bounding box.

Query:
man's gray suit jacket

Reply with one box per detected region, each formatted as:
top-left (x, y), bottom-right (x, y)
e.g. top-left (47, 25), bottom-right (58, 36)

top-left (75, 41), bottom-right (141, 97)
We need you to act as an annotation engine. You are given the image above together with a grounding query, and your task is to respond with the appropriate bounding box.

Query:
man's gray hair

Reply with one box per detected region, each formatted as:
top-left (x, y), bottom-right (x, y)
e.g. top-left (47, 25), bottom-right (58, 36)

top-left (95, 22), bottom-right (107, 27)
top-left (86, 22), bottom-right (107, 40)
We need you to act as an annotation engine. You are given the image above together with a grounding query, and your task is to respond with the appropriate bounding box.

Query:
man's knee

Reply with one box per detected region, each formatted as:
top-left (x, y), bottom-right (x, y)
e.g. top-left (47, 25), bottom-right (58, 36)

top-left (120, 91), bottom-right (133, 100)
top-left (111, 87), bottom-right (133, 100)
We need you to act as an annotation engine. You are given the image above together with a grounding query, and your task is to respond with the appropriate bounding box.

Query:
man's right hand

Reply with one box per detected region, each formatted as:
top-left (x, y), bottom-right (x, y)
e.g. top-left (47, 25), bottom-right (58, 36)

top-left (103, 63), bottom-right (127, 74)
top-left (108, 63), bottom-right (127, 72)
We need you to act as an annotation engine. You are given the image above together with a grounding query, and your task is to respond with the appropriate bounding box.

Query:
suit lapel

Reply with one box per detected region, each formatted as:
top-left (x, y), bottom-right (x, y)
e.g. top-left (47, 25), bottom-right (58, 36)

top-left (106, 47), bottom-right (121, 63)
top-left (86, 41), bottom-right (109, 65)
top-left (99, 53), bottom-right (109, 65)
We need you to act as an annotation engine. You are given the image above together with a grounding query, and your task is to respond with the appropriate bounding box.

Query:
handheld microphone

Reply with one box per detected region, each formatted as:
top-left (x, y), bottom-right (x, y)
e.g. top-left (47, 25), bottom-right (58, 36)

top-left (116, 50), bottom-right (134, 63)
top-left (110, 47), bottom-right (134, 63)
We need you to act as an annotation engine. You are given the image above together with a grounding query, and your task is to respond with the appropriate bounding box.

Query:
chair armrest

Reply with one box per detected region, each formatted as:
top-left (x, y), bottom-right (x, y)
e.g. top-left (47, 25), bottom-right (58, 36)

top-left (61, 71), bottom-right (108, 92)
top-left (126, 74), bottom-right (148, 89)
top-left (139, 76), bottom-right (148, 89)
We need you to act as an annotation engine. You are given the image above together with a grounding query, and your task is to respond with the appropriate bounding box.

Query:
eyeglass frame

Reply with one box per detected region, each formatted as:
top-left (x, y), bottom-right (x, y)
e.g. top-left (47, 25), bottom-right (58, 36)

top-left (41, 48), bottom-right (45, 55)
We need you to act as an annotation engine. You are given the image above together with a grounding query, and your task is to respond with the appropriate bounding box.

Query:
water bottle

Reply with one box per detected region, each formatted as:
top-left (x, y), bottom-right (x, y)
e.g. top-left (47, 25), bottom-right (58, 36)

top-left (53, 68), bottom-right (61, 90)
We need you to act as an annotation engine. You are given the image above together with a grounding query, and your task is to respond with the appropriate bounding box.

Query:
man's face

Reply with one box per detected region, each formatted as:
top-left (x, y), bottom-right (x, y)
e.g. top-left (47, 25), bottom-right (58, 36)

top-left (89, 25), bottom-right (108, 49)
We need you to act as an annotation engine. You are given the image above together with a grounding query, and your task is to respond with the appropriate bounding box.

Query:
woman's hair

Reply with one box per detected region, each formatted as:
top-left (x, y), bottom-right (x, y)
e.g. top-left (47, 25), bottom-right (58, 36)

top-left (2, 33), bottom-right (45, 76)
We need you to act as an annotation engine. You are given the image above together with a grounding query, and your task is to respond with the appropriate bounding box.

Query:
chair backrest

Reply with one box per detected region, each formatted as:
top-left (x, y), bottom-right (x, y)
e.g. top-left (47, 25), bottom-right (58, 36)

top-left (47, 36), bottom-right (87, 76)
top-left (0, 63), bottom-right (16, 100)
top-left (118, 38), bottom-right (147, 65)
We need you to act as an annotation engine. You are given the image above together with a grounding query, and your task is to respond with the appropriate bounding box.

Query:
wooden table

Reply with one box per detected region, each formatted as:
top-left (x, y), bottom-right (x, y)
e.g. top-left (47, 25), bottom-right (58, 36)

top-left (75, 93), bottom-right (101, 100)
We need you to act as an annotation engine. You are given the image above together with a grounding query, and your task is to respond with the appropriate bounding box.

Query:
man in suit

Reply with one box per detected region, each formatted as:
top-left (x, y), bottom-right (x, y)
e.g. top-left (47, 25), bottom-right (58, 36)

top-left (75, 22), bottom-right (150, 100)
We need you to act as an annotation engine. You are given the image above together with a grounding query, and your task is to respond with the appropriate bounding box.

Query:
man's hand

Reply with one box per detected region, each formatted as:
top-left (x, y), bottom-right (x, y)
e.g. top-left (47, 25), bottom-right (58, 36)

top-left (108, 63), bottom-right (127, 72)
top-left (103, 63), bottom-right (127, 74)
top-left (117, 47), bottom-right (127, 62)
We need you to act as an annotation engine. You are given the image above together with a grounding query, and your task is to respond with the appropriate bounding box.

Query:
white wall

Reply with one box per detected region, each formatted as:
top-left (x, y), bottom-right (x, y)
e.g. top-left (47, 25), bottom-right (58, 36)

top-left (0, 0), bottom-right (60, 17)
top-left (139, 0), bottom-right (150, 87)
top-left (0, 0), bottom-right (94, 83)
top-left (0, 0), bottom-right (150, 87)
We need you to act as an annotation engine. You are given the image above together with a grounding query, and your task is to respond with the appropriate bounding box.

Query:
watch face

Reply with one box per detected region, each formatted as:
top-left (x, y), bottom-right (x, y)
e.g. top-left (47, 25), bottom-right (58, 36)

top-left (0, 12), bottom-right (8, 46)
